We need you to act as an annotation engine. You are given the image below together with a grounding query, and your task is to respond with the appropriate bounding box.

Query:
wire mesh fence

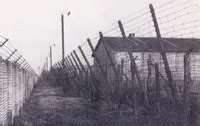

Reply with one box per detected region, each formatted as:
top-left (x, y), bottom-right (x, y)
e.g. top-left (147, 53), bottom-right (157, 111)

top-left (51, 2), bottom-right (200, 126)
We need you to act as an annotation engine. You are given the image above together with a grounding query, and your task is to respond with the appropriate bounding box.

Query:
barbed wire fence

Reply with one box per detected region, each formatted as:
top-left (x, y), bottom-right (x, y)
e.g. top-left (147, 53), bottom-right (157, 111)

top-left (0, 35), bottom-right (37, 125)
top-left (51, 1), bottom-right (200, 126)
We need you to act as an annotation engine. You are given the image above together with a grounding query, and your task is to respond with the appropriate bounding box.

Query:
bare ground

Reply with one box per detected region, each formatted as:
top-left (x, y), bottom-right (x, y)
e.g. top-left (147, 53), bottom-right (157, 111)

top-left (13, 81), bottom-right (136, 126)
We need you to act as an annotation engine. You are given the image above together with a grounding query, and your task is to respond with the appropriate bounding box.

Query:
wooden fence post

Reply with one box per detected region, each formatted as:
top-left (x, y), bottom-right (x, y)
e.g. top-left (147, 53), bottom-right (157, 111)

top-left (64, 58), bottom-right (73, 76)
top-left (147, 54), bottom-right (152, 89)
top-left (65, 57), bottom-right (74, 74)
top-left (73, 50), bottom-right (89, 96)
top-left (73, 50), bottom-right (87, 75)
top-left (149, 4), bottom-right (177, 101)
top-left (87, 38), bottom-right (107, 79)
top-left (183, 49), bottom-right (192, 101)
top-left (71, 52), bottom-right (82, 74)
top-left (68, 55), bottom-right (79, 77)
top-left (155, 63), bottom-right (161, 113)
top-left (118, 20), bottom-right (142, 89)
top-left (99, 32), bottom-right (120, 82)
top-left (60, 59), bottom-right (70, 75)
top-left (78, 46), bottom-right (93, 74)
top-left (99, 31), bottom-right (121, 107)
top-left (63, 58), bottom-right (72, 77)
top-left (87, 38), bottom-right (111, 104)
top-left (78, 45), bottom-right (101, 110)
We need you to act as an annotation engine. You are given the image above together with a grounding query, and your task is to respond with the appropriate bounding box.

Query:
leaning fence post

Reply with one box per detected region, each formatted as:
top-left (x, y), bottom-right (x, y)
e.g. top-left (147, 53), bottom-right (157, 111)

top-left (87, 38), bottom-right (108, 81)
top-left (64, 58), bottom-right (73, 76)
top-left (63, 59), bottom-right (71, 76)
top-left (99, 32), bottom-right (120, 83)
top-left (87, 38), bottom-right (111, 105)
top-left (68, 55), bottom-right (79, 76)
top-left (118, 20), bottom-right (142, 88)
top-left (73, 50), bottom-right (88, 97)
top-left (78, 45), bottom-right (101, 110)
top-left (73, 50), bottom-right (87, 75)
top-left (78, 46), bottom-right (93, 73)
top-left (68, 55), bottom-right (81, 91)
top-left (99, 31), bottom-right (121, 107)
top-left (61, 58), bottom-right (70, 74)
top-left (71, 52), bottom-right (82, 74)
top-left (149, 4), bottom-right (177, 101)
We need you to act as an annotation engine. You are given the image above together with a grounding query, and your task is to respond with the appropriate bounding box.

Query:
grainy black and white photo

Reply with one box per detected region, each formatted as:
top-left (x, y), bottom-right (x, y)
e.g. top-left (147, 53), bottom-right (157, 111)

top-left (0, 0), bottom-right (200, 125)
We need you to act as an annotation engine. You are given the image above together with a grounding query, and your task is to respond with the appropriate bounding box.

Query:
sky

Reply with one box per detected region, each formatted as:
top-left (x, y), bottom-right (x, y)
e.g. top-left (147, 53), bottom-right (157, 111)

top-left (0, 0), bottom-right (199, 74)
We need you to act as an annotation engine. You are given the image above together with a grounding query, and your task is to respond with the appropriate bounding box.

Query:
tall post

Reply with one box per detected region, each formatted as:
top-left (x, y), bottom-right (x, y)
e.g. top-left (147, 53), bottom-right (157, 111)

top-left (61, 14), bottom-right (65, 62)
top-left (50, 46), bottom-right (52, 69)
top-left (149, 4), bottom-right (177, 100)
top-left (118, 20), bottom-right (142, 88)
top-left (61, 14), bottom-right (66, 93)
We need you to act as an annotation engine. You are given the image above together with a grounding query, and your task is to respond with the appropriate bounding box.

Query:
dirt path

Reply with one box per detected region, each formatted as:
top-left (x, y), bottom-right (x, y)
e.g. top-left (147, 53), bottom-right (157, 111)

top-left (13, 81), bottom-right (134, 126)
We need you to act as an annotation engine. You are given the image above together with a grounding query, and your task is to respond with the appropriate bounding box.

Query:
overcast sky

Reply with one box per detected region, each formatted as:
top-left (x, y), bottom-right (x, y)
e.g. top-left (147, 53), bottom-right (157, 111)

top-left (0, 0), bottom-right (199, 73)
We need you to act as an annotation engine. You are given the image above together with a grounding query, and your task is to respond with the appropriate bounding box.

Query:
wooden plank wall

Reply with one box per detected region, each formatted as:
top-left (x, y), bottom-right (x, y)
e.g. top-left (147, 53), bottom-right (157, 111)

top-left (114, 51), bottom-right (200, 93)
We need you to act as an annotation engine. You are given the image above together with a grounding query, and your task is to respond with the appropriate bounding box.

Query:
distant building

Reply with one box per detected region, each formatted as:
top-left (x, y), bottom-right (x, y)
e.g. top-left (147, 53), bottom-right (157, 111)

top-left (93, 35), bottom-right (200, 92)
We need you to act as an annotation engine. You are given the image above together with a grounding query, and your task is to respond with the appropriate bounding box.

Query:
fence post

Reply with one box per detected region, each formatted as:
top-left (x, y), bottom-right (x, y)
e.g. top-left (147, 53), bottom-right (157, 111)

top-left (60, 59), bottom-right (69, 74)
top-left (147, 54), bottom-right (152, 85)
top-left (99, 32), bottom-right (119, 79)
top-left (68, 55), bottom-right (81, 94)
top-left (149, 4), bottom-right (177, 101)
top-left (78, 46), bottom-right (93, 74)
top-left (155, 63), bottom-right (161, 113)
top-left (71, 53), bottom-right (82, 74)
top-left (183, 49), bottom-right (192, 101)
top-left (87, 38), bottom-right (108, 81)
top-left (6, 49), bottom-right (17, 61)
top-left (68, 55), bottom-right (79, 77)
top-left (63, 58), bottom-right (73, 76)
top-left (65, 57), bottom-right (75, 75)
top-left (73, 50), bottom-right (87, 75)
top-left (118, 20), bottom-right (142, 88)
top-left (99, 31), bottom-right (122, 107)
top-left (99, 32), bottom-right (120, 85)
top-left (87, 38), bottom-right (111, 105)
top-left (78, 45), bottom-right (101, 110)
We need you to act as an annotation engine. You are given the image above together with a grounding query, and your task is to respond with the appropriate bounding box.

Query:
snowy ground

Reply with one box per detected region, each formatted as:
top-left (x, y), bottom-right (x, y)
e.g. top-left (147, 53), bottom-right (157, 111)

top-left (13, 81), bottom-right (135, 126)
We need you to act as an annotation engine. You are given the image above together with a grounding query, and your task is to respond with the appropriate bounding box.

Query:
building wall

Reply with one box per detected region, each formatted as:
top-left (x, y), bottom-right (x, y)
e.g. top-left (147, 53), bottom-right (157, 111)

top-left (190, 53), bottom-right (200, 92)
top-left (114, 51), bottom-right (200, 92)
top-left (94, 42), bottom-right (200, 94)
